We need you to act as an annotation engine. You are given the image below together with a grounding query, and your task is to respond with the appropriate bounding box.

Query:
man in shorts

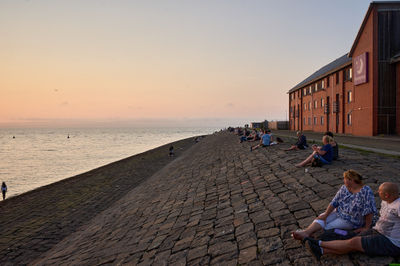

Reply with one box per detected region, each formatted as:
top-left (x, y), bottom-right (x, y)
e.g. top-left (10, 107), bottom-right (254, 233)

top-left (304, 182), bottom-right (400, 260)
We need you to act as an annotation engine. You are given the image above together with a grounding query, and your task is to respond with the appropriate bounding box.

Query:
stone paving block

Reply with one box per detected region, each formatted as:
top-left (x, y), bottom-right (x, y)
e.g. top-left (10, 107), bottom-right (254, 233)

top-left (274, 213), bottom-right (297, 226)
top-left (293, 208), bottom-right (315, 220)
top-left (257, 227), bottom-right (280, 238)
top-left (187, 245), bottom-right (207, 262)
top-left (208, 241), bottom-right (237, 257)
top-left (214, 225), bottom-right (234, 238)
top-left (168, 249), bottom-right (188, 264)
top-left (258, 249), bottom-right (286, 265)
top-left (235, 222), bottom-right (254, 236)
top-left (288, 201), bottom-right (311, 212)
top-left (209, 233), bottom-right (235, 245)
top-left (209, 252), bottom-right (238, 266)
top-left (310, 199), bottom-right (330, 213)
top-left (258, 237), bottom-right (283, 253)
top-left (238, 233), bottom-right (257, 250)
top-left (187, 255), bottom-right (210, 266)
top-left (250, 210), bottom-right (272, 224)
top-left (238, 246), bottom-right (257, 264)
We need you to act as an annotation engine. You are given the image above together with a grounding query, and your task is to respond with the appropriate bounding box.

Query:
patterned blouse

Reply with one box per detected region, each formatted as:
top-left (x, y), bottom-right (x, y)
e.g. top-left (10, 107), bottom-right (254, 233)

top-left (331, 185), bottom-right (377, 228)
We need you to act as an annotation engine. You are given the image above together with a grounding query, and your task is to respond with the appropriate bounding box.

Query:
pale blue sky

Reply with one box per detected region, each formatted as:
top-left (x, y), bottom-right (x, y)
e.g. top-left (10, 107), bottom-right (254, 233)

top-left (0, 0), bottom-right (377, 127)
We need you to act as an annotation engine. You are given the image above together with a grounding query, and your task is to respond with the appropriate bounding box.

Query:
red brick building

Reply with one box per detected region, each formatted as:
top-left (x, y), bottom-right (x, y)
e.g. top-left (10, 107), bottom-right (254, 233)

top-left (288, 1), bottom-right (400, 136)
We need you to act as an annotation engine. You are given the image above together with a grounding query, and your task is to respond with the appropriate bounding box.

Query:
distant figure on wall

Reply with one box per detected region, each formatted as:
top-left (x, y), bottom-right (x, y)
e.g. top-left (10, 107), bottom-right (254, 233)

top-left (1, 182), bottom-right (7, 200)
top-left (169, 146), bottom-right (174, 157)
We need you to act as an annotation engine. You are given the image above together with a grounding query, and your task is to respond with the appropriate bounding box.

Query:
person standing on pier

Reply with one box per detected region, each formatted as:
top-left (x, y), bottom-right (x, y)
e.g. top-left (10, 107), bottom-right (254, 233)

top-left (1, 182), bottom-right (7, 200)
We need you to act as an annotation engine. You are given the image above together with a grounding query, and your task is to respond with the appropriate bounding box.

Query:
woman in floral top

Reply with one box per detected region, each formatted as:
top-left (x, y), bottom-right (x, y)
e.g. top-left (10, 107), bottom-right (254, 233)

top-left (292, 170), bottom-right (377, 241)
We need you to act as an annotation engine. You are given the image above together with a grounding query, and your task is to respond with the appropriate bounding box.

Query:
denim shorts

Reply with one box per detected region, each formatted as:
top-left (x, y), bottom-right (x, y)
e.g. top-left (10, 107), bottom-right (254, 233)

top-left (313, 154), bottom-right (331, 165)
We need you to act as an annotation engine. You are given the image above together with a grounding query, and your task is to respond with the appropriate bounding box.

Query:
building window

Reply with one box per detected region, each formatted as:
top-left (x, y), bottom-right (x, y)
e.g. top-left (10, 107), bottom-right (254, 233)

top-left (344, 68), bottom-right (352, 82)
top-left (326, 76), bottom-right (330, 87)
top-left (347, 113), bottom-right (352, 125)
top-left (347, 90), bottom-right (352, 103)
top-left (321, 98), bottom-right (324, 108)
top-left (314, 116), bottom-right (317, 125)
top-left (308, 101), bottom-right (311, 110)
top-left (336, 72), bottom-right (339, 84)
top-left (303, 88), bottom-right (307, 96)
top-left (314, 100), bottom-right (318, 109)
top-left (308, 117), bottom-right (311, 125)
top-left (304, 103), bottom-right (307, 110)
top-left (309, 86), bottom-right (312, 94)
top-left (321, 80), bottom-right (325, 89)
top-left (304, 118), bottom-right (306, 125)
top-left (321, 116), bottom-right (324, 125)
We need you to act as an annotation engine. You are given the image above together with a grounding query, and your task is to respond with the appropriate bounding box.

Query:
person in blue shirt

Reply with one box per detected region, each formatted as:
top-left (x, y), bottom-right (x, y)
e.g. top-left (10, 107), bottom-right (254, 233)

top-left (250, 129), bottom-right (271, 151)
top-left (295, 135), bottom-right (333, 167)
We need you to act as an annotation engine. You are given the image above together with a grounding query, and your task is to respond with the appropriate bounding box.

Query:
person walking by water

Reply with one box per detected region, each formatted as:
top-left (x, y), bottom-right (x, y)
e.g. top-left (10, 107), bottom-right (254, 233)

top-left (1, 182), bottom-right (7, 200)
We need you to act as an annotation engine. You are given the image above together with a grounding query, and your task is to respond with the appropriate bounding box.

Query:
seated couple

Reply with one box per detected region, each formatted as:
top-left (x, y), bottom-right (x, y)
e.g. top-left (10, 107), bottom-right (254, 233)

top-left (292, 170), bottom-right (400, 260)
top-left (296, 135), bottom-right (333, 167)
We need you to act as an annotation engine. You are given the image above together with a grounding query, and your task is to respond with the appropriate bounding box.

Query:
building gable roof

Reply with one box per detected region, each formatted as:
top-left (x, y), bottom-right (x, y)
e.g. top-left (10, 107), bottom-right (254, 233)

top-left (288, 53), bottom-right (351, 94)
top-left (349, 1), bottom-right (400, 57)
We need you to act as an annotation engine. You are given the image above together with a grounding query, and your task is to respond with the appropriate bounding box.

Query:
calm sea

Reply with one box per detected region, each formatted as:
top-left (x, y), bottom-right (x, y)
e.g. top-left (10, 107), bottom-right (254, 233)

top-left (0, 127), bottom-right (219, 198)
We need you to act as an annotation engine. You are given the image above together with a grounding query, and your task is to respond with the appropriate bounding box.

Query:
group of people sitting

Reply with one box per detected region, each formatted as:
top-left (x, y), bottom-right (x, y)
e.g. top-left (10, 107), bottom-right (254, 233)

top-left (234, 128), bottom-right (400, 260)
top-left (292, 170), bottom-right (400, 260)
top-left (286, 131), bottom-right (339, 167)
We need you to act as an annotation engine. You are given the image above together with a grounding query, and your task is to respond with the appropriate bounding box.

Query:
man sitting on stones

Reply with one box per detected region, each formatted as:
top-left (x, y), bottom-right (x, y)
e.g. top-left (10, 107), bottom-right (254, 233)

top-left (286, 131), bottom-right (308, 151)
top-left (304, 182), bottom-right (400, 261)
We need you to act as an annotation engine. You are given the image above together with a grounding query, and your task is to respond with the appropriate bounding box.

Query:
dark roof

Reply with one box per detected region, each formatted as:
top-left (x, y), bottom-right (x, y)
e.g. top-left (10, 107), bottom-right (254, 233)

top-left (288, 53), bottom-right (352, 93)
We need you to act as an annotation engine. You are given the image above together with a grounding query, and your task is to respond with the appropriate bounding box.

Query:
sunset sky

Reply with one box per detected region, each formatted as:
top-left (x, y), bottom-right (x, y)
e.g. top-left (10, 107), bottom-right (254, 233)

top-left (0, 0), bottom-right (376, 127)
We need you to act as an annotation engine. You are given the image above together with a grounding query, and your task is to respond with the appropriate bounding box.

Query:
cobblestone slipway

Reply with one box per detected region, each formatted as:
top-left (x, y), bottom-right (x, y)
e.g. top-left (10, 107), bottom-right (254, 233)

top-left (4, 132), bottom-right (400, 265)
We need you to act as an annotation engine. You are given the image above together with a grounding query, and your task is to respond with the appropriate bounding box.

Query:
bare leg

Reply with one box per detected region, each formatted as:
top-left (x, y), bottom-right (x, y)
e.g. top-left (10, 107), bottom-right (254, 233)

top-left (252, 144), bottom-right (260, 150)
top-left (320, 237), bottom-right (364, 255)
top-left (286, 145), bottom-right (298, 151)
top-left (295, 151), bottom-right (317, 167)
top-left (292, 221), bottom-right (322, 240)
